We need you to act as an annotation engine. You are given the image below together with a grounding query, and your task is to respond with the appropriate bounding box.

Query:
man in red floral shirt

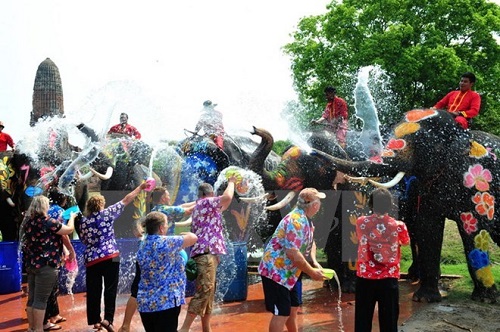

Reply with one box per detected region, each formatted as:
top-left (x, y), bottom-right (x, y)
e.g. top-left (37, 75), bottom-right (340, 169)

top-left (108, 113), bottom-right (142, 139)
top-left (355, 188), bottom-right (410, 332)
top-left (312, 86), bottom-right (349, 147)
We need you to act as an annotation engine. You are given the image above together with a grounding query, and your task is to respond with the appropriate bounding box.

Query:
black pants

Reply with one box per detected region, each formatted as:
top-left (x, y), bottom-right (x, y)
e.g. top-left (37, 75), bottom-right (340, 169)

top-left (139, 306), bottom-right (181, 332)
top-left (355, 277), bottom-right (399, 332)
top-left (86, 258), bottom-right (120, 325)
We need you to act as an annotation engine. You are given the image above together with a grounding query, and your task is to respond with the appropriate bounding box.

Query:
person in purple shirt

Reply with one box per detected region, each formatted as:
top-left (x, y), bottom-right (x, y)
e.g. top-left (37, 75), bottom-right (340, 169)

top-left (77, 182), bottom-right (148, 332)
top-left (178, 176), bottom-right (237, 332)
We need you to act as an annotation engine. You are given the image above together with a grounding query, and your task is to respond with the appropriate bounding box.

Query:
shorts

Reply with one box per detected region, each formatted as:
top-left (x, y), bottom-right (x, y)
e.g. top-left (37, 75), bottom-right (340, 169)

top-left (187, 254), bottom-right (218, 316)
top-left (261, 275), bottom-right (300, 316)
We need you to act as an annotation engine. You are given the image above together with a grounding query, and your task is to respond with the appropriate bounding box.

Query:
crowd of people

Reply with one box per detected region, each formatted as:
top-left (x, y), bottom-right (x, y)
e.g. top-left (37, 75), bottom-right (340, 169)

top-left (2, 79), bottom-right (484, 331)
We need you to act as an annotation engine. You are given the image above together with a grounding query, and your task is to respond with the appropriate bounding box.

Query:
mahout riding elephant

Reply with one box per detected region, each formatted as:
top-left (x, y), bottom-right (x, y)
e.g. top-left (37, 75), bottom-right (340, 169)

top-left (315, 109), bottom-right (500, 303)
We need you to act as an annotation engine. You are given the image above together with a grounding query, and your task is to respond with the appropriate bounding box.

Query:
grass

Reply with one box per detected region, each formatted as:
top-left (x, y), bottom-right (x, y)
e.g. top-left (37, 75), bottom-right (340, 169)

top-left (400, 219), bottom-right (500, 301)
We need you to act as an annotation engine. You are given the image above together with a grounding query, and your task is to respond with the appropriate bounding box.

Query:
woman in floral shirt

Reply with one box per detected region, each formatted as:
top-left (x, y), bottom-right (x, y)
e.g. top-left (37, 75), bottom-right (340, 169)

top-left (136, 211), bottom-right (197, 331)
top-left (355, 188), bottom-right (410, 332)
top-left (22, 195), bottom-right (76, 332)
top-left (78, 182), bottom-right (147, 331)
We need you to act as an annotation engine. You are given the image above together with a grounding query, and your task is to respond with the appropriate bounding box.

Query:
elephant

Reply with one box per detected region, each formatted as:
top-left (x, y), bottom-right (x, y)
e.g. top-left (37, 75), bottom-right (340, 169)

top-left (248, 126), bottom-right (374, 293)
top-left (314, 108), bottom-right (500, 303)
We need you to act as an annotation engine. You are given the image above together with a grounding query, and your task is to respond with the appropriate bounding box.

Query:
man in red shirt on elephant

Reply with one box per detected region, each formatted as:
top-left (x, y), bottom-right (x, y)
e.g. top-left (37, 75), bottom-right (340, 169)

top-left (311, 86), bottom-right (348, 147)
top-left (0, 121), bottom-right (15, 152)
top-left (433, 72), bottom-right (481, 130)
top-left (108, 113), bottom-right (142, 139)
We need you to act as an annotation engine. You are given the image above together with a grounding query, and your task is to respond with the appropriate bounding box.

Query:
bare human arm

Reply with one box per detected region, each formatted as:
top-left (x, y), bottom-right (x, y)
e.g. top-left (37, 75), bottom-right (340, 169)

top-left (121, 182), bottom-right (149, 206)
top-left (220, 176), bottom-right (237, 212)
top-left (309, 241), bottom-right (322, 269)
top-left (180, 232), bottom-right (198, 248)
top-left (61, 234), bottom-right (76, 262)
top-left (56, 212), bottom-right (76, 236)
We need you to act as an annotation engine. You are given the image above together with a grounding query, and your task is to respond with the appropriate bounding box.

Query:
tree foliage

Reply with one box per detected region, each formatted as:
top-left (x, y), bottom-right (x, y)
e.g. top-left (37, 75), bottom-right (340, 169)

top-left (284, 0), bottom-right (500, 134)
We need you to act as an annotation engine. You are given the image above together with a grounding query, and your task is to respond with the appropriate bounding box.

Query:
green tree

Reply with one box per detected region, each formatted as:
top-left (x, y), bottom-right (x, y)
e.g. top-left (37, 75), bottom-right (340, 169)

top-left (284, 0), bottom-right (500, 134)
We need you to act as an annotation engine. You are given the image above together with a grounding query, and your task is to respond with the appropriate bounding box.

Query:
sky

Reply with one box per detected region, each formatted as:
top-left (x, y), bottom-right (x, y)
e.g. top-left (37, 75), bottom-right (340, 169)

top-left (0, 0), bottom-right (331, 145)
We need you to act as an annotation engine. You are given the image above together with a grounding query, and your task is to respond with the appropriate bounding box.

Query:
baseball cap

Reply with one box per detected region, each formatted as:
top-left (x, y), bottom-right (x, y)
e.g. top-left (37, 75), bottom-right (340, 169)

top-left (298, 188), bottom-right (326, 204)
top-left (0, 121), bottom-right (4, 127)
top-left (203, 100), bottom-right (218, 107)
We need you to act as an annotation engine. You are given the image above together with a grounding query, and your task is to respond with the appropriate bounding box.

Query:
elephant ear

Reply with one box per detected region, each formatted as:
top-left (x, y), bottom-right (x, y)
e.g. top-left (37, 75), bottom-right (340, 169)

top-left (408, 111), bottom-right (470, 173)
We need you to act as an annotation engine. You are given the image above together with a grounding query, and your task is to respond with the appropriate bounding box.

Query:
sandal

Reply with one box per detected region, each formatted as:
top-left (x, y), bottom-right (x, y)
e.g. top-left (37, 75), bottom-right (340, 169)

top-left (50, 316), bottom-right (67, 324)
top-left (100, 320), bottom-right (115, 332)
top-left (43, 323), bottom-right (62, 331)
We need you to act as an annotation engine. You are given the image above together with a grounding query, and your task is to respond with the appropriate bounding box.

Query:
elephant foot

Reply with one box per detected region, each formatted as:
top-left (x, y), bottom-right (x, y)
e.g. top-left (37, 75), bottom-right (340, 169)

top-left (412, 285), bottom-right (443, 303)
top-left (406, 264), bottom-right (421, 282)
top-left (471, 286), bottom-right (499, 303)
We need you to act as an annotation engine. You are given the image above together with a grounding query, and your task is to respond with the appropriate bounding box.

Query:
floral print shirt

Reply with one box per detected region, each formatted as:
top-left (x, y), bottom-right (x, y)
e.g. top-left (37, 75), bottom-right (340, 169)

top-left (78, 201), bottom-right (125, 266)
top-left (258, 207), bottom-right (314, 290)
top-left (48, 204), bottom-right (64, 223)
top-left (190, 196), bottom-right (226, 256)
top-left (356, 213), bottom-right (410, 279)
top-left (136, 235), bottom-right (185, 313)
top-left (23, 215), bottom-right (63, 269)
top-left (151, 205), bottom-right (186, 235)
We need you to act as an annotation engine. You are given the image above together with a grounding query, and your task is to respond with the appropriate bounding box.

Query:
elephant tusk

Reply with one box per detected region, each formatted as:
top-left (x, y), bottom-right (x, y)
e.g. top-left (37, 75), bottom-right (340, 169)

top-left (239, 193), bottom-right (270, 203)
top-left (90, 166), bottom-right (114, 180)
top-left (266, 192), bottom-right (296, 211)
top-left (344, 174), bottom-right (369, 186)
top-left (368, 171), bottom-right (406, 189)
top-left (6, 197), bottom-right (15, 207)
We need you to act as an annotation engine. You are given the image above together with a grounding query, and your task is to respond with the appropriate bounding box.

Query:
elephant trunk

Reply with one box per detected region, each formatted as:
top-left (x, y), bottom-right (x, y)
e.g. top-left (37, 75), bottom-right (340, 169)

top-left (249, 127), bottom-right (274, 175)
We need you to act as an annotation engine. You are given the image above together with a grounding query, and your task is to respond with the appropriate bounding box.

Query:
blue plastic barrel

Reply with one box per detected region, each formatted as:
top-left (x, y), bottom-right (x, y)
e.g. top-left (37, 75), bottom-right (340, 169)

top-left (0, 242), bottom-right (22, 294)
top-left (223, 242), bottom-right (248, 302)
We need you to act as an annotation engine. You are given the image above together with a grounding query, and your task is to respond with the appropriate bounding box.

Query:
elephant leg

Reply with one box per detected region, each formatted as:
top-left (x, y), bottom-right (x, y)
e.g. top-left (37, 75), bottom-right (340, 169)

top-left (455, 222), bottom-right (500, 303)
top-left (412, 212), bottom-right (445, 303)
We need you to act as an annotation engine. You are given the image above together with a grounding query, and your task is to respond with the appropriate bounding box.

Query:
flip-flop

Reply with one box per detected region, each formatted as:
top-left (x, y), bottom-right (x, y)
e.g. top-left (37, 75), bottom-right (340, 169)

top-left (43, 323), bottom-right (62, 331)
top-left (100, 320), bottom-right (115, 332)
top-left (51, 317), bottom-right (67, 324)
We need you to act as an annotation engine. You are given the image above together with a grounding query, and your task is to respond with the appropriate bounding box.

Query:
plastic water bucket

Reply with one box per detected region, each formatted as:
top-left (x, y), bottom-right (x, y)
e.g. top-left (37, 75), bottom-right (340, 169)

top-left (62, 205), bottom-right (80, 221)
top-left (223, 242), bottom-right (248, 302)
top-left (59, 240), bottom-right (86, 294)
top-left (0, 242), bottom-right (22, 294)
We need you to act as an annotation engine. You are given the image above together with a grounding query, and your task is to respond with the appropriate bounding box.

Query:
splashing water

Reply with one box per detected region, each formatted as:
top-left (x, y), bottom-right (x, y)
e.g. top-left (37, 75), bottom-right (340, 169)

top-left (213, 166), bottom-right (267, 301)
top-left (354, 66), bottom-right (383, 158)
top-left (327, 270), bottom-right (345, 332)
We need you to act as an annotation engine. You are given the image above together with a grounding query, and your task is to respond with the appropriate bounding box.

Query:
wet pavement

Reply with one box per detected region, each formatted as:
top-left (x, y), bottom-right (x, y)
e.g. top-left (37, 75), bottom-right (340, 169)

top-left (0, 278), bottom-right (425, 332)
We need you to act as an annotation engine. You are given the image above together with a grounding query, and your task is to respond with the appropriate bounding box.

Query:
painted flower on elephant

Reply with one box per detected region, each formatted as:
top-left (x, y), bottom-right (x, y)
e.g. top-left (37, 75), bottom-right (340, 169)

top-left (472, 192), bottom-right (495, 220)
top-left (468, 248), bottom-right (489, 269)
top-left (394, 122), bottom-right (420, 138)
top-left (476, 265), bottom-right (495, 288)
top-left (404, 109), bottom-right (438, 123)
top-left (282, 146), bottom-right (301, 160)
top-left (474, 229), bottom-right (493, 251)
top-left (0, 156), bottom-right (15, 191)
top-left (460, 212), bottom-right (478, 234)
top-left (386, 138), bottom-right (406, 150)
top-left (469, 141), bottom-right (488, 158)
top-left (463, 164), bottom-right (492, 191)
